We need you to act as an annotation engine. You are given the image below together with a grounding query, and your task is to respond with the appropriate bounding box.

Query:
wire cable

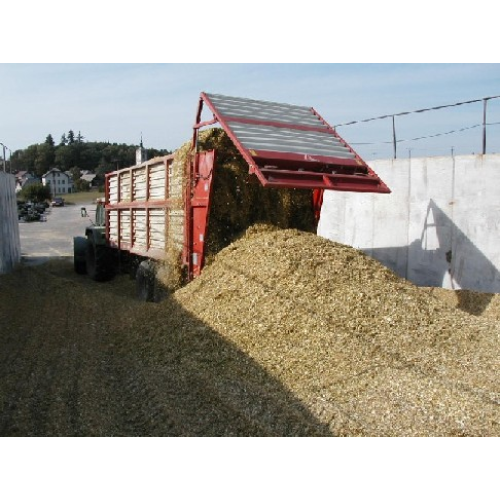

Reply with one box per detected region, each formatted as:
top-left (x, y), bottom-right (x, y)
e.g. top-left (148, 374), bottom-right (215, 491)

top-left (334, 95), bottom-right (500, 128)
top-left (350, 121), bottom-right (500, 147)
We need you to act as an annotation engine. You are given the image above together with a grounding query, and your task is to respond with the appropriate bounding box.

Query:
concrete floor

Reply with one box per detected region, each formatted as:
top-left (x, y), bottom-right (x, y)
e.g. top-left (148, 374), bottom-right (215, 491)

top-left (19, 202), bottom-right (97, 265)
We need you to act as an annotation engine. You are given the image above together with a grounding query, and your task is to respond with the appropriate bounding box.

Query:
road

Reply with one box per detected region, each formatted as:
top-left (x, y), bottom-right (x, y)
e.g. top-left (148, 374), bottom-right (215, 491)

top-left (19, 202), bottom-right (97, 265)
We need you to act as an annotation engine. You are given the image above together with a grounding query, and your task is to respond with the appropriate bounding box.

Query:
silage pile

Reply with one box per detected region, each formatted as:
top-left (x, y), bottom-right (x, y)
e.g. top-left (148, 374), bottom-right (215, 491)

top-left (0, 261), bottom-right (331, 436)
top-left (174, 224), bottom-right (500, 436)
top-left (2, 229), bottom-right (499, 436)
top-left (428, 286), bottom-right (500, 319)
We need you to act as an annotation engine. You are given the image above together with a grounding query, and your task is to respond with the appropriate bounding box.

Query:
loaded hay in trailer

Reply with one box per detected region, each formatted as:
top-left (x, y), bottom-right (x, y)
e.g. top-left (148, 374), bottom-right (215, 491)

top-left (179, 127), bottom-right (318, 258)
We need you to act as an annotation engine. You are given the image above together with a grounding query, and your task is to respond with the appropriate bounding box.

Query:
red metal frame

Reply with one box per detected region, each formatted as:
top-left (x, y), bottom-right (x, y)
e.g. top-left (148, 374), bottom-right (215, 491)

top-left (184, 150), bottom-right (216, 281)
top-left (186, 93), bottom-right (392, 278)
top-left (197, 92), bottom-right (391, 195)
top-left (312, 189), bottom-right (324, 224)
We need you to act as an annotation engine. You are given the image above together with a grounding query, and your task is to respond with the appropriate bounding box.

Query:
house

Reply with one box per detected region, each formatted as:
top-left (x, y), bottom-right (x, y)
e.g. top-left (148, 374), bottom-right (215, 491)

top-left (14, 172), bottom-right (39, 194)
top-left (42, 168), bottom-right (73, 196)
top-left (15, 170), bottom-right (29, 181)
top-left (80, 173), bottom-right (98, 187)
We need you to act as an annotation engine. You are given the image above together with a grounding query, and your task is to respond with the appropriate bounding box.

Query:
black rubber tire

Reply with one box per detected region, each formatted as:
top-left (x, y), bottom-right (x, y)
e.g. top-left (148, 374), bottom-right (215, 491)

top-left (86, 236), bottom-right (114, 282)
top-left (73, 236), bottom-right (87, 275)
top-left (128, 255), bottom-right (141, 280)
top-left (136, 260), bottom-right (156, 302)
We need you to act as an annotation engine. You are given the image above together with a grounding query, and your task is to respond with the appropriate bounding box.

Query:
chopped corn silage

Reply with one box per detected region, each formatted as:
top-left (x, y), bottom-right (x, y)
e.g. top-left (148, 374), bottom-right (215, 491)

top-left (157, 128), bottom-right (316, 290)
top-left (174, 225), bottom-right (500, 436)
top-left (175, 128), bottom-right (316, 258)
top-left (157, 128), bottom-right (317, 290)
top-left (1, 227), bottom-right (499, 436)
top-left (0, 261), bottom-right (328, 436)
top-left (427, 286), bottom-right (500, 319)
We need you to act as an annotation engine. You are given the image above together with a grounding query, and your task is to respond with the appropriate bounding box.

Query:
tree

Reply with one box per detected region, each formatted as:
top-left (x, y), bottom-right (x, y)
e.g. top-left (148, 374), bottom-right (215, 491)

top-left (79, 145), bottom-right (102, 171)
top-left (11, 136), bottom-right (172, 177)
top-left (45, 134), bottom-right (55, 147)
top-left (95, 163), bottom-right (116, 186)
top-left (10, 150), bottom-right (24, 172)
top-left (14, 145), bottom-right (39, 172)
top-left (54, 145), bottom-right (75, 170)
top-left (74, 178), bottom-right (90, 192)
top-left (69, 166), bottom-right (81, 182)
top-left (35, 142), bottom-right (56, 176)
top-left (21, 183), bottom-right (52, 203)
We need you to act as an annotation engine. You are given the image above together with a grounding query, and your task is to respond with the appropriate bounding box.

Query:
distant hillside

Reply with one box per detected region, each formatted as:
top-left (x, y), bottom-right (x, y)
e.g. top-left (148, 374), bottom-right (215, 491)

top-left (10, 131), bottom-right (171, 178)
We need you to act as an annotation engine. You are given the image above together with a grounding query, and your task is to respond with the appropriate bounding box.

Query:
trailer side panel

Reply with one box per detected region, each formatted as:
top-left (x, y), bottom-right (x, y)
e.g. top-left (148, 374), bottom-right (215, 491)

top-left (105, 154), bottom-right (185, 260)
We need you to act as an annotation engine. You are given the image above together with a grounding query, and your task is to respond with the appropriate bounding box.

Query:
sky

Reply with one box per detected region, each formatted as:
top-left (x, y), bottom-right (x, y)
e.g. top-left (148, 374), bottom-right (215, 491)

top-left (1, 64), bottom-right (499, 162)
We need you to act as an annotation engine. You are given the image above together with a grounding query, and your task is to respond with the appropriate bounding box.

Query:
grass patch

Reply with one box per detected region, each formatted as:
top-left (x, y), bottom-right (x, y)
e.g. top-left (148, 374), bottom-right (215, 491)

top-left (63, 191), bottom-right (103, 205)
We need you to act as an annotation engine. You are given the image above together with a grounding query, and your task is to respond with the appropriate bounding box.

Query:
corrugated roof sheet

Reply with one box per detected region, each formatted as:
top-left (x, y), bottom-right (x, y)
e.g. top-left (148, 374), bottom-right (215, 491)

top-left (199, 92), bottom-right (390, 193)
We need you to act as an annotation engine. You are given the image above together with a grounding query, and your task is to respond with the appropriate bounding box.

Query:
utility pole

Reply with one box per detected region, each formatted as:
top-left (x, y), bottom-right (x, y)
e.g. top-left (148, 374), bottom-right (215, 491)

top-left (482, 98), bottom-right (488, 155)
top-left (392, 115), bottom-right (397, 159)
top-left (0, 143), bottom-right (6, 172)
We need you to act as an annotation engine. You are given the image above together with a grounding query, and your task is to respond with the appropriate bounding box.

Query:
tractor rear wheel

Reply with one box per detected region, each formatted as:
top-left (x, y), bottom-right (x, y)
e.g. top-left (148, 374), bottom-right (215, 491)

top-left (73, 236), bottom-right (87, 275)
top-left (86, 235), bottom-right (114, 282)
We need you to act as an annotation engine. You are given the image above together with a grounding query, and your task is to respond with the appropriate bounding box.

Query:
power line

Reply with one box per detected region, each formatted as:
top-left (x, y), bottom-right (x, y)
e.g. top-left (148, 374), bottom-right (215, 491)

top-left (335, 95), bottom-right (500, 157)
top-left (334, 95), bottom-right (500, 128)
top-left (351, 121), bottom-right (500, 147)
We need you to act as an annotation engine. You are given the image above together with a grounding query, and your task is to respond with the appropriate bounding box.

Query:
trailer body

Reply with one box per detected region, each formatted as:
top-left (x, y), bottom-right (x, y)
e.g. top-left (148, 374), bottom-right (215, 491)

top-left (104, 149), bottom-right (215, 280)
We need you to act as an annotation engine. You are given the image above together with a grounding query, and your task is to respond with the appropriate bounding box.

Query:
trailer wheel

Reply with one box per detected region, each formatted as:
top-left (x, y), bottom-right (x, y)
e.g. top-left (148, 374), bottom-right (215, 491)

top-left (86, 235), bottom-right (114, 282)
top-left (73, 236), bottom-right (87, 275)
top-left (136, 260), bottom-right (157, 302)
top-left (128, 255), bottom-right (141, 280)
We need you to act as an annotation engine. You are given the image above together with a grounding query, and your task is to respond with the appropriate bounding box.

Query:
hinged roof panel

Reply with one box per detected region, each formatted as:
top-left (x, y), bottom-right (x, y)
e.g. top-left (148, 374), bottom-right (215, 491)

top-left (197, 92), bottom-right (390, 193)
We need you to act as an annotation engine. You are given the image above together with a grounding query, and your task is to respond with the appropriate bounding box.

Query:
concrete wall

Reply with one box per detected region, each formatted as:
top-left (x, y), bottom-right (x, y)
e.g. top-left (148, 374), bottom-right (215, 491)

top-left (318, 154), bottom-right (500, 293)
top-left (0, 171), bottom-right (21, 274)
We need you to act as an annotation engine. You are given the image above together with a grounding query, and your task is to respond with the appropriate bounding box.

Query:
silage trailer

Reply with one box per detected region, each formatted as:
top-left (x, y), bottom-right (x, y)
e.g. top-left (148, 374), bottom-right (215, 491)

top-left (74, 92), bottom-right (390, 300)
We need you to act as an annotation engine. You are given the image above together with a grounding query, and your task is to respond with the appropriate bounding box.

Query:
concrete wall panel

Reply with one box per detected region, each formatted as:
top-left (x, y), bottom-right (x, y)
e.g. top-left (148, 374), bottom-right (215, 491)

top-left (0, 171), bottom-right (21, 274)
top-left (318, 154), bottom-right (500, 293)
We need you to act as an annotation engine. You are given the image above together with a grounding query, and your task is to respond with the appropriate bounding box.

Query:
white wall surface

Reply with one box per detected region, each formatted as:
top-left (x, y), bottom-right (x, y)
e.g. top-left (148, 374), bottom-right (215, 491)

top-left (318, 154), bottom-right (500, 293)
top-left (0, 172), bottom-right (21, 274)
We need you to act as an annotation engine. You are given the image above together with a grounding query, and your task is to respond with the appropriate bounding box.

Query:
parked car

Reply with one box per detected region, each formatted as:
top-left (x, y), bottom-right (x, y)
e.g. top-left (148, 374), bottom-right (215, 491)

top-left (52, 197), bottom-right (65, 207)
top-left (17, 202), bottom-right (45, 222)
